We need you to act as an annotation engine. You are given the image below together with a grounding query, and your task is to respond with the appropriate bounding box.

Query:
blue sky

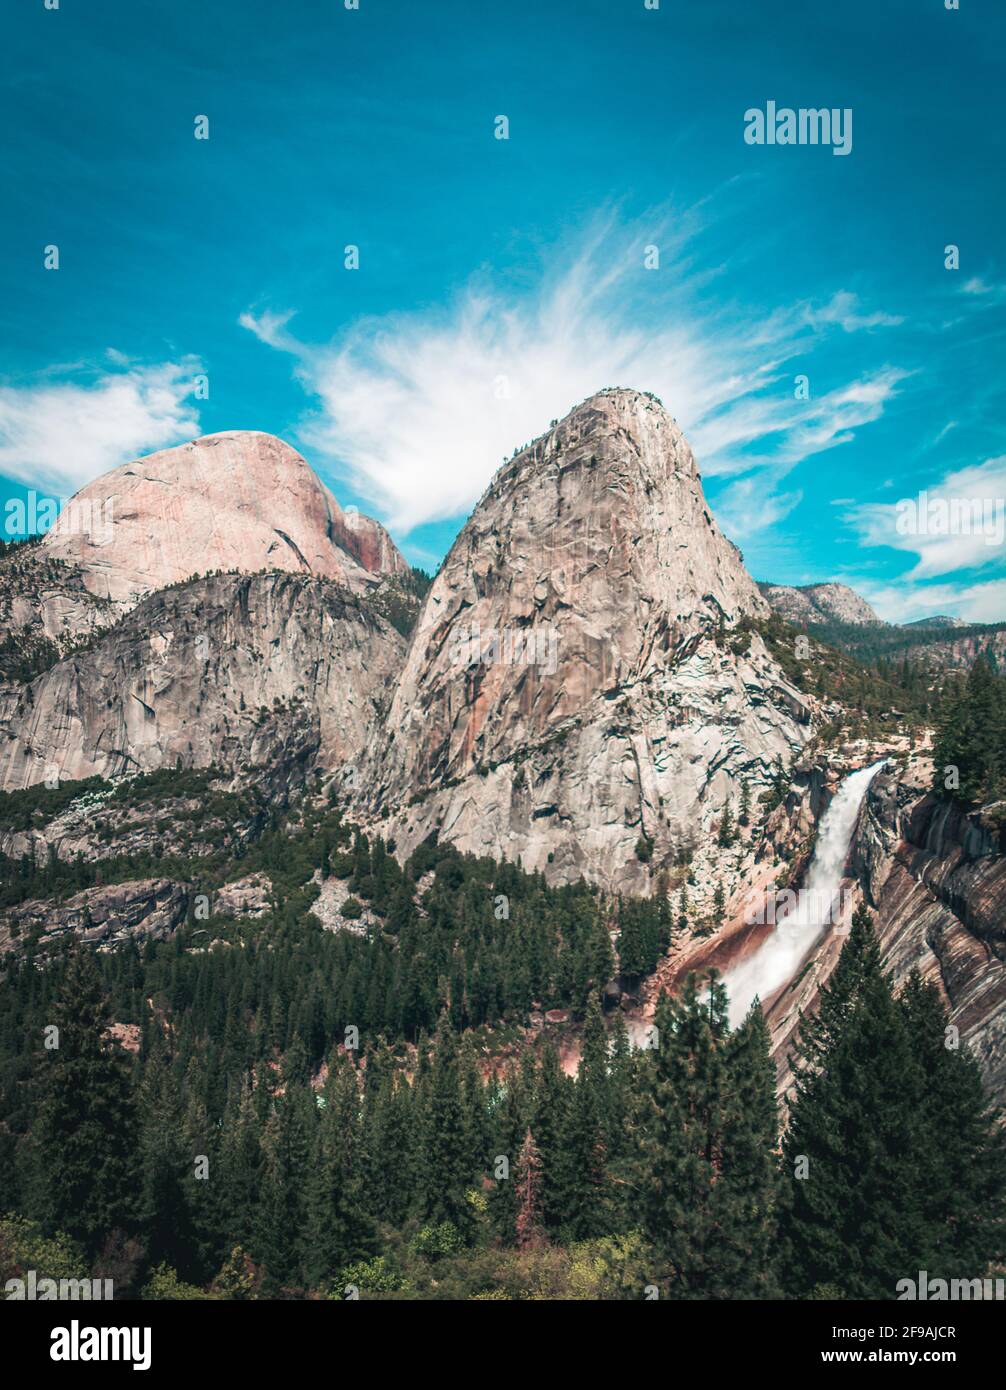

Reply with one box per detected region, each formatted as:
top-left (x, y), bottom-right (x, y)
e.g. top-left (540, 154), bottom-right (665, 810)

top-left (1, 0), bottom-right (1003, 621)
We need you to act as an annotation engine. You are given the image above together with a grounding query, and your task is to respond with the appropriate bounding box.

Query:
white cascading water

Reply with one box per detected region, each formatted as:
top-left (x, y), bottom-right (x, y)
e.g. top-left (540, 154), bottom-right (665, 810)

top-left (723, 759), bottom-right (889, 1028)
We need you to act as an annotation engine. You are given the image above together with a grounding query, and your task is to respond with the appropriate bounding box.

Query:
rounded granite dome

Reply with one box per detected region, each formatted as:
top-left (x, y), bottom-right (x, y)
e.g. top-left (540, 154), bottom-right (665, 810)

top-left (41, 430), bottom-right (405, 607)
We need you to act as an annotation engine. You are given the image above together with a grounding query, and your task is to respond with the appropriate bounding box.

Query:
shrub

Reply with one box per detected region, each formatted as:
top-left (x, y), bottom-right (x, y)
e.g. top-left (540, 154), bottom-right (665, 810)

top-left (335, 1255), bottom-right (410, 1295)
top-left (409, 1221), bottom-right (464, 1262)
top-left (142, 1263), bottom-right (212, 1300)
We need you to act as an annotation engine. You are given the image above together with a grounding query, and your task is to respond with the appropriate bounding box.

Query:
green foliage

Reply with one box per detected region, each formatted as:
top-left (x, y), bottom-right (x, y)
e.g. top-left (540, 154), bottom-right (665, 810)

top-left (616, 895), bottom-right (671, 980)
top-left (1, 785), bottom-right (1003, 1302)
top-left (0, 776), bottom-right (109, 832)
top-left (28, 947), bottom-right (139, 1257)
top-left (141, 1262), bottom-right (213, 1300)
top-left (779, 908), bottom-right (1006, 1299)
top-left (365, 567), bottom-right (433, 636)
top-left (750, 613), bottom-right (931, 727)
top-left (932, 654), bottom-right (1006, 806)
top-left (409, 1221), bottom-right (464, 1261)
top-left (631, 974), bottom-right (779, 1298)
top-left (0, 1212), bottom-right (88, 1285)
top-left (336, 1254), bottom-right (411, 1295)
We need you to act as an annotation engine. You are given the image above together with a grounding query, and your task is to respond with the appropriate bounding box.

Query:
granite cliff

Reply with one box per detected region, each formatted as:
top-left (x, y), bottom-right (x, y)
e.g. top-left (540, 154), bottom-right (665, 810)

top-left (359, 388), bottom-right (812, 892)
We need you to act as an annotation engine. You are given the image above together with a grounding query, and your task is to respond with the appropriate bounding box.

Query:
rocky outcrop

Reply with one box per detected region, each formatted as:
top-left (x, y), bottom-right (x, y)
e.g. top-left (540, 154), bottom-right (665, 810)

top-left (213, 873), bottom-right (273, 919)
top-left (0, 544), bottom-right (114, 650)
top-left (0, 570), bottom-right (406, 794)
top-left (905, 627), bottom-right (1006, 674)
top-left (0, 784), bottom-right (259, 867)
top-left (32, 431), bottom-right (406, 635)
top-left (360, 388), bottom-right (812, 892)
top-left (758, 763), bottom-right (1006, 1104)
top-left (0, 879), bottom-right (188, 954)
top-left (846, 773), bottom-right (1006, 1102)
top-left (759, 581), bottom-right (882, 627)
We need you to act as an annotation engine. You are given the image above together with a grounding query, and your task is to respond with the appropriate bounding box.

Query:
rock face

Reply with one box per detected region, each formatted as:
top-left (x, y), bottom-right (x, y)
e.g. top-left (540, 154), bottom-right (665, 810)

top-left (905, 627), bottom-right (1006, 674)
top-left (0, 879), bottom-right (188, 955)
top-left (760, 581), bottom-right (881, 627)
top-left (39, 430), bottom-right (407, 620)
top-left (0, 571), bottom-right (405, 794)
top-left (0, 781), bottom-right (259, 868)
top-left (360, 388), bottom-right (812, 892)
top-left (850, 774), bottom-right (1006, 1103)
top-left (0, 543), bottom-right (114, 648)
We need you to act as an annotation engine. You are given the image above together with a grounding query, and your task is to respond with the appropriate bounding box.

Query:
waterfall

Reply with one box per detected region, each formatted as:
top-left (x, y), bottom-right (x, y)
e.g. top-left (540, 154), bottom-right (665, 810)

top-left (724, 759), bottom-right (889, 1028)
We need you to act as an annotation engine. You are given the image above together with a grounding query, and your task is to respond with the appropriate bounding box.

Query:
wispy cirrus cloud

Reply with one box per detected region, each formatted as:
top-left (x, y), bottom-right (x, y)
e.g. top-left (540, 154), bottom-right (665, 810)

top-left (240, 212), bottom-right (905, 534)
top-left (0, 357), bottom-right (203, 496)
top-left (804, 290), bottom-right (904, 333)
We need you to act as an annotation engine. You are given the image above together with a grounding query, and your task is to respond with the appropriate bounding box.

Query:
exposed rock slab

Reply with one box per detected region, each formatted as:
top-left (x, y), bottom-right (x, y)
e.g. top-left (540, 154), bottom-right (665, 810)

top-left (0, 878), bottom-right (188, 954)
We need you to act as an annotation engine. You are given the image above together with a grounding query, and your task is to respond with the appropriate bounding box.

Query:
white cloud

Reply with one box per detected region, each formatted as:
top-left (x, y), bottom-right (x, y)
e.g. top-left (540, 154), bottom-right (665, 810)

top-left (846, 456), bottom-right (1006, 578)
top-left (238, 309), bottom-right (298, 353)
top-left (855, 575), bottom-right (1006, 626)
top-left (0, 359), bottom-right (202, 496)
top-left (713, 475), bottom-right (804, 538)
top-left (959, 276), bottom-right (1006, 309)
top-left (804, 290), bottom-right (903, 332)
top-left (241, 215), bottom-right (905, 533)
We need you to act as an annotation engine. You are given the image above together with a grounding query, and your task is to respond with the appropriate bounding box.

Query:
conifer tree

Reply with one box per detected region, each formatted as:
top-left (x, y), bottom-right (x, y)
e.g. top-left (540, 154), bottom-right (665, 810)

top-left (304, 1052), bottom-right (374, 1287)
top-left (780, 964), bottom-right (928, 1298)
top-left (138, 1051), bottom-right (200, 1278)
top-left (561, 1002), bottom-right (612, 1239)
top-left (777, 912), bottom-right (1005, 1298)
top-left (253, 1079), bottom-right (315, 1291)
top-left (721, 1002), bottom-right (779, 1297)
top-left (422, 1018), bottom-right (474, 1234)
top-left (738, 778), bottom-right (751, 828)
top-left (711, 882), bottom-right (726, 925)
top-left (897, 973), bottom-right (1006, 1277)
top-left (489, 1053), bottom-right (534, 1240)
top-left (32, 946), bottom-right (139, 1256)
top-left (530, 1039), bottom-right (572, 1233)
top-left (514, 1128), bottom-right (546, 1250)
top-left (218, 1077), bottom-right (262, 1253)
top-left (632, 973), bottom-right (777, 1298)
top-left (792, 902), bottom-right (881, 1073)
